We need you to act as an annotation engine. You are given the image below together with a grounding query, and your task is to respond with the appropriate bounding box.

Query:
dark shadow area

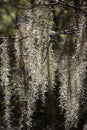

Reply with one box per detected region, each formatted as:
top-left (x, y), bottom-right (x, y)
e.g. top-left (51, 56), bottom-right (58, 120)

top-left (31, 71), bottom-right (65, 130)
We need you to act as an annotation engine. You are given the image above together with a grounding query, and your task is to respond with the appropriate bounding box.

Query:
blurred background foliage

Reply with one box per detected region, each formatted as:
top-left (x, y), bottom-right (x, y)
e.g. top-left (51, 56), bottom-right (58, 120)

top-left (0, 0), bottom-right (74, 36)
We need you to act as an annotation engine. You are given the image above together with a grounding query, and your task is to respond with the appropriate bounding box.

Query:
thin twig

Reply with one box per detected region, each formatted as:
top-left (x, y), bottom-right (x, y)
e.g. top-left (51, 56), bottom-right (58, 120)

top-left (0, 1), bottom-right (84, 13)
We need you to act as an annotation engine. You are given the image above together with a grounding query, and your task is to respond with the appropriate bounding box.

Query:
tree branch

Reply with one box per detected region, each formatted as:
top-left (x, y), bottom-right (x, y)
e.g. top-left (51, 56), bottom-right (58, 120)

top-left (0, 0), bottom-right (85, 14)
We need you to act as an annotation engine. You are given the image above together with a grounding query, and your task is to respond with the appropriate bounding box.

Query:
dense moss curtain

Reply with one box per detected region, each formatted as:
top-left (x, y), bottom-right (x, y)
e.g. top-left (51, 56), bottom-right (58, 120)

top-left (0, 0), bottom-right (87, 130)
